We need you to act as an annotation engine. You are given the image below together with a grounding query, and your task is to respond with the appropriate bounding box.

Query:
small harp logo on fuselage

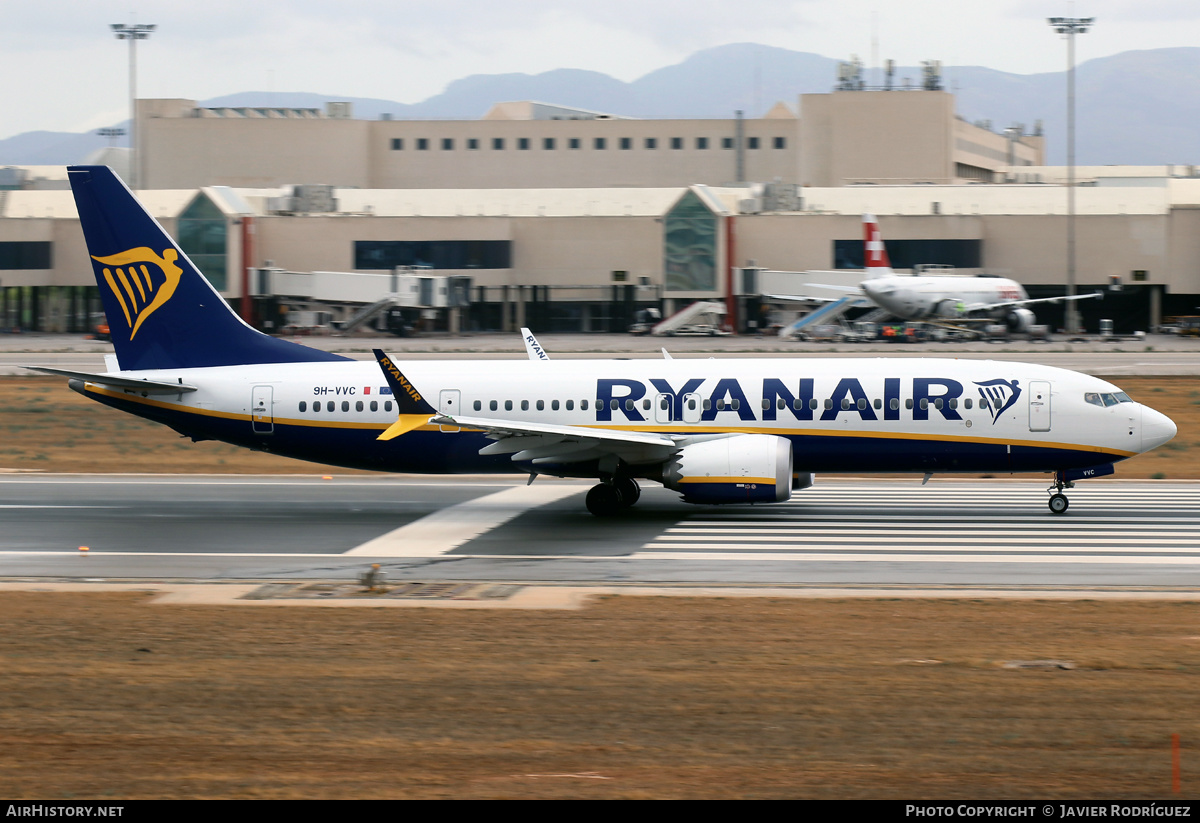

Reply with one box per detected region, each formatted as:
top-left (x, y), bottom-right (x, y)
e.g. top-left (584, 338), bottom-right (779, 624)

top-left (91, 247), bottom-right (184, 339)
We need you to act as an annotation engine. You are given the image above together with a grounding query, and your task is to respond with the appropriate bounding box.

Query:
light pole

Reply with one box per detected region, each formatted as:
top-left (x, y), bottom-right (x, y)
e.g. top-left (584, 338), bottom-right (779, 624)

top-left (111, 23), bottom-right (155, 190)
top-left (1048, 15), bottom-right (1093, 334)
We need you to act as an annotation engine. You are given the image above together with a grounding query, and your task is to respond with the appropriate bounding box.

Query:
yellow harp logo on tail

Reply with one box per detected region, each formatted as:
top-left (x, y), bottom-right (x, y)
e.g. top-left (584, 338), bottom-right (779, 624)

top-left (91, 247), bottom-right (184, 339)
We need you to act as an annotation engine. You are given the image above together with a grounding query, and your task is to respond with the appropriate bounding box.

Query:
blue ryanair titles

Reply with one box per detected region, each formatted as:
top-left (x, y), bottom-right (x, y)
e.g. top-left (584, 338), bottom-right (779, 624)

top-left (594, 376), bottom-right (1021, 425)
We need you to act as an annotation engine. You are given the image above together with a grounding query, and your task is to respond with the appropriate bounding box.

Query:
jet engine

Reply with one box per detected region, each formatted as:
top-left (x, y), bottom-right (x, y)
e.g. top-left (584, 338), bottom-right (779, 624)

top-left (932, 298), bottom-right (965, 319)
top-left (661, 434), bottom-right (793, 504)
top-left (1006, 307), bottom-right (1036, 333)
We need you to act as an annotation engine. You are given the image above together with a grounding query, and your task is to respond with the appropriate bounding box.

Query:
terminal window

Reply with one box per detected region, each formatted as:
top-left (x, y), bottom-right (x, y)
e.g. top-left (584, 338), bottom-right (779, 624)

top-left (355, 240), bottom-right (512, 270)
top-left (747, 137), bottom-right (760, 149)
top-left (645, 137), bottom-right (657, 149)
top-left (492, 137), bottom-right (505, 150)
top-left (0, 242), bottom-right (51, 270)
top-left (773, 136), bottom-right (787, 149)
top-left (390, 138), bottom-right (403, 150)
top-left (833, 238), bottom-right (982, 270)
top-left (543, 137), bottom-right (556, 150)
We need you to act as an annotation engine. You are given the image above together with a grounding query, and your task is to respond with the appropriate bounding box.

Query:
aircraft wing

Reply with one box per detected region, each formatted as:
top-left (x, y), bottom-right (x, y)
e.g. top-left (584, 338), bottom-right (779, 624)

top-left (21, 366), bottom-right (198, 394)
top-left (373, 348), bottom-right (681, 466)
top-left (807, 284), bottom-right (864, 294)
top-left (762, 292), bottom-right (847, 304)
top-left (439, 413), bottom-right (680, 466)
top-left (972, 291), bottom-right (1103, 313)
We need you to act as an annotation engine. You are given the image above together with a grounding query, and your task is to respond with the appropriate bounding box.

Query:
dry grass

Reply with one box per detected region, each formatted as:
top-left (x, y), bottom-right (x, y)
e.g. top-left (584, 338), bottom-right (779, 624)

top-left (0, 375), bottom-right (1197, 477)
top-left (0, 593), bottom-right (1196, 799)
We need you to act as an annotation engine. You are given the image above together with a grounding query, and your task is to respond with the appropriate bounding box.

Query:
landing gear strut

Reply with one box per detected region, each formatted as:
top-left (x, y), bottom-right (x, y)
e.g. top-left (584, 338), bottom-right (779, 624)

top-left (1047, 472), bottom-right (1073, 515)
top-left (586, 478), bottom-right (640, 516)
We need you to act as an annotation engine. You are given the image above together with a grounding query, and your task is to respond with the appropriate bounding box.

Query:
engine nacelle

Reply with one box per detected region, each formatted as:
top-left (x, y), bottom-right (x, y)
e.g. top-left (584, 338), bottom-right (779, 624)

top-left (1006, 307), bottom-right (1036, 333)
top-left (662, 434), bottom-right (793, 504)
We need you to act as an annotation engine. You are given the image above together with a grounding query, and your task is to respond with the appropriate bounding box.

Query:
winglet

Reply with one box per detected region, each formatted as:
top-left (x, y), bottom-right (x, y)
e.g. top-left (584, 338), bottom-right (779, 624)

top-left (373, 349), bottom-right (436, 440)
top-left (521, 327), bottom-right (549, 361)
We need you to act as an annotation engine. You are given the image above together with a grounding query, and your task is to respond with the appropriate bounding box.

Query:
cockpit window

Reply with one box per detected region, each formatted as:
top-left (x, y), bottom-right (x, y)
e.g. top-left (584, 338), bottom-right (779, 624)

top-left (1085, 391), bottom-right (1133, 407)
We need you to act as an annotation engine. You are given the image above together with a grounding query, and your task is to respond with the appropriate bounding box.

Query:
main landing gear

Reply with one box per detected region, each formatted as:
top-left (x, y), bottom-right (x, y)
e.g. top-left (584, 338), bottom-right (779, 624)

top-left (586, 477), bottom-right (640, 517)
top-left (1047, 472), bottom-right (1074, 514)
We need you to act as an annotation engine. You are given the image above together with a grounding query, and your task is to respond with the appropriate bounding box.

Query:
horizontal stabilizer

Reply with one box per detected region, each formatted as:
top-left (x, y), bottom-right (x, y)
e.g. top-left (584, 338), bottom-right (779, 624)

top-left (22, 366), bottom-right (197, 394)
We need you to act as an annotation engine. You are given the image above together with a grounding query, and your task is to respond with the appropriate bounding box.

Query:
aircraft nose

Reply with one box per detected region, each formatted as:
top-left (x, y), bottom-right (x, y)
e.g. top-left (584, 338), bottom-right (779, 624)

top-left (1140, 405), bottom-right (1177, 453)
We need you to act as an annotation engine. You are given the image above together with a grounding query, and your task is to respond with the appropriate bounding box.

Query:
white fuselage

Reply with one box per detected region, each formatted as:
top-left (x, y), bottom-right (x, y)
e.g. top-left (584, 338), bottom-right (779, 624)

top-left (79, 357), bottom-right (1173, 478)
top-left (862, 275), bottom-right (1027, 321)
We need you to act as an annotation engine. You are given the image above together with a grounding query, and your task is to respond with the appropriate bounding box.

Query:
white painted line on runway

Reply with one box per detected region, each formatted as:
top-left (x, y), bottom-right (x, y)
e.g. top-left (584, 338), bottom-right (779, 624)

top-left (659, 530), bottom-right (1200, 542)
top-left (344, 484), bottom-right (583, 556)
top-left (630, 551), bottom-right (1200, 564)
top-left (0, 505), bottom-right (117, 509)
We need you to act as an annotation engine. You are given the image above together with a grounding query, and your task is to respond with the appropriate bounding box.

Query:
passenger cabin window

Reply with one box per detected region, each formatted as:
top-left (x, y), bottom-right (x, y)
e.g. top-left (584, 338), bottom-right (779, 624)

top-left (327, 401), bottom-right (335, 412)
top-left (371, 400), bottom-right (379, 412)
top-left (299, 401), bottom-right (307, 412)
top-left (474, 400), bottom-right (481, 411)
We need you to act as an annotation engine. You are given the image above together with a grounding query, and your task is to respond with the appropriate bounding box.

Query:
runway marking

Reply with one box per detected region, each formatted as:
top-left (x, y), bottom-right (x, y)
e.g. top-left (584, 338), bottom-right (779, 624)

top-left (629, 552), bottom-right (1200, 564)
top-left (344, 484), bottom-right (583, 556)
top-left (638, 484), bottom-right (1200, 566)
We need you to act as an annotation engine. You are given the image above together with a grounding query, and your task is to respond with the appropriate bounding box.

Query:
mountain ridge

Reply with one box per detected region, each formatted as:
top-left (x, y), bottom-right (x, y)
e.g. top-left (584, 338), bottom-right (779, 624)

top-left (4, 43), bottom-right (1197, 167)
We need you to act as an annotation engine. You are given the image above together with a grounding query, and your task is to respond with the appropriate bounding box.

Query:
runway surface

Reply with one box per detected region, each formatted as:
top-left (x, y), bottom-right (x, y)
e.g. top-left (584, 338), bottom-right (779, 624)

top-left (2, 474), bottom-right (1198, 589)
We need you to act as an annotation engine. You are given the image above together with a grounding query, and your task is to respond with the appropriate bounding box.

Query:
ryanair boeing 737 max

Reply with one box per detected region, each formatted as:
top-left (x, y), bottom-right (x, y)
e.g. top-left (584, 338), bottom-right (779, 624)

top-left (27, 166), bottom-right (1177, 516)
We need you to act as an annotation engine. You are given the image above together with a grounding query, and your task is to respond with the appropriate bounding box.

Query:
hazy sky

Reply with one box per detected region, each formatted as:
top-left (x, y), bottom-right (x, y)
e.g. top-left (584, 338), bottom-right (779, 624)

top-left (2, 0), bottom-right (1197, 140)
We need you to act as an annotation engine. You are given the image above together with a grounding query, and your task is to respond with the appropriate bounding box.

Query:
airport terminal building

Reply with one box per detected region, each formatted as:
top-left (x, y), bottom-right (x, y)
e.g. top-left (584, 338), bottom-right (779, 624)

top-left (1, 86), bottom-right (1197, 335)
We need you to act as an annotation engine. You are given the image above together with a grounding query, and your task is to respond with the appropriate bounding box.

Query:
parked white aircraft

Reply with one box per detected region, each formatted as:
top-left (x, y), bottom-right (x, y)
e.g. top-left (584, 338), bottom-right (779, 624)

top-left (27, 167), bottom-right (1175, 517)
top-left (824, 215), bottom-right (1101, 332)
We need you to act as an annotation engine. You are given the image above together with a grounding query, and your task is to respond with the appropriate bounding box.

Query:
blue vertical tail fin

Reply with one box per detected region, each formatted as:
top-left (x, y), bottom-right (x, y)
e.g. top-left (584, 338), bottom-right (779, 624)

top-left (67, 165), bottom-right (347, 370)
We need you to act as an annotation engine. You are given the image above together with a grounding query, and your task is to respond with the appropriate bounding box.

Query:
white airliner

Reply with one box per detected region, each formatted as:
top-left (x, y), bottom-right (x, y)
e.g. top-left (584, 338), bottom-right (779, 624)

top-left (27, 166), bottom-right (1175, 517)
top-left (822, 215), bottom-right (1101, 333)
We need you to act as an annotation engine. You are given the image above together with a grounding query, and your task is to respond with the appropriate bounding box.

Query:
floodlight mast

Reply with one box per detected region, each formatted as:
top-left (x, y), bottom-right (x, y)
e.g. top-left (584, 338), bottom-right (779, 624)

top-left (1047, 16), bottom-right (1093, 335)
top-left (111, 23), bottom-right (156, 191)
